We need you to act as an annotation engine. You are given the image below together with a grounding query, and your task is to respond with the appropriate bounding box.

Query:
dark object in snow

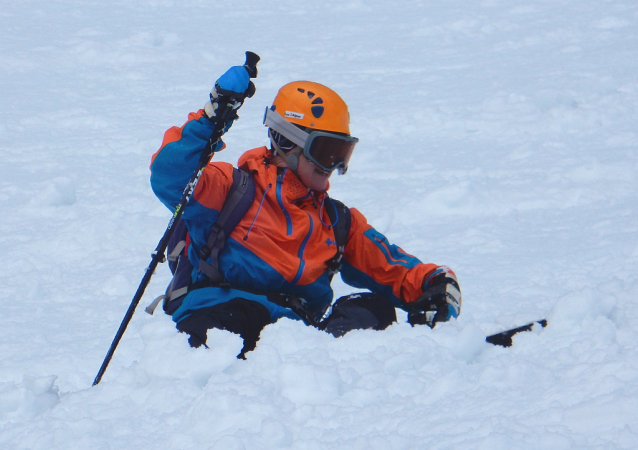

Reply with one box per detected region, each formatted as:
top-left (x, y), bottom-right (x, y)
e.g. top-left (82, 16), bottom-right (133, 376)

top-left (486, 319), bottom-right (548, 347)
top-left (176, 292), bottom-right (397, 359)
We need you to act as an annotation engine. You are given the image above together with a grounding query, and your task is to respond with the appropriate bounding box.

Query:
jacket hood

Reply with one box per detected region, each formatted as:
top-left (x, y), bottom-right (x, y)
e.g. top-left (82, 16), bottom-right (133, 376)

top-left (237, 146), bottom-right (269, 171)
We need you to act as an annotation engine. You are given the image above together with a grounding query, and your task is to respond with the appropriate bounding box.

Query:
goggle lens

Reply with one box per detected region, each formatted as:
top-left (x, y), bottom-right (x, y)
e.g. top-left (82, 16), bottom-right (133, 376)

top-left (307, 135), bottom-right (356, 172)
top-left (263, 108), bottom-right (358, 174)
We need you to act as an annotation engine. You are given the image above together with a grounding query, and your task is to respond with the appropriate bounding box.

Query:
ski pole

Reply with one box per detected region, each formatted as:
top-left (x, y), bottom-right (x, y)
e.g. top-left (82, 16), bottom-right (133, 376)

top-left (93, 52), bottom-right (260, 386)
top-left (485, 319), bottom-right (547, 347)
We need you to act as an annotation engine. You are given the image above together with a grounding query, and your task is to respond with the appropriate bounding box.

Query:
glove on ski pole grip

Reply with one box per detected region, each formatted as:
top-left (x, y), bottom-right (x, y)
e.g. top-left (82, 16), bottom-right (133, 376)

top-left (215, 52), bottom-right (260, 100)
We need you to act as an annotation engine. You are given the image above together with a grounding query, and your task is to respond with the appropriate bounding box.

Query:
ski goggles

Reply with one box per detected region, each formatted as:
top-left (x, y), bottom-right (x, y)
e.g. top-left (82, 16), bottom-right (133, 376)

top-left (263, 107), bottom-right (359, 174)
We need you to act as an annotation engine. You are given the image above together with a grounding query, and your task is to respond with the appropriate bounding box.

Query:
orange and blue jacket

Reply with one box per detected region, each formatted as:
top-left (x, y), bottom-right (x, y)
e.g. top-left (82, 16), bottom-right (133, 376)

top-left (150, 110), bottom-right (440, 323)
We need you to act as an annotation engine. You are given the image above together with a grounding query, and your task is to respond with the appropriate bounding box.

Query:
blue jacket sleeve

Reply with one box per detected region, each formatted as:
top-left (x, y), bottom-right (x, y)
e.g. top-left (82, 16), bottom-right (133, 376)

top-left (150, 110), bottom-right (221, 212)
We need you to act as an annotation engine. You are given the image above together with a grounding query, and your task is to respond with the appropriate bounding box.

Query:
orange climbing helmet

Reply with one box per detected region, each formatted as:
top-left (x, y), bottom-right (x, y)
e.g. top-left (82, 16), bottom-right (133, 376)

top-left (270, 81), bottom-right (352, 135)
top-left (264, 81), bottom-right (358, 175)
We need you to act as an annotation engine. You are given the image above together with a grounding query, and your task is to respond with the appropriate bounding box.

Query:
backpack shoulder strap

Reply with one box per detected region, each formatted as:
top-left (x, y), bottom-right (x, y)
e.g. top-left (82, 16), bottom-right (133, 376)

top-left (197, 168), bottom-right (255, 284)
top-left (146, 168), bottom-right (255, 316)
top-left (324, 197), bottom-right (351, 274)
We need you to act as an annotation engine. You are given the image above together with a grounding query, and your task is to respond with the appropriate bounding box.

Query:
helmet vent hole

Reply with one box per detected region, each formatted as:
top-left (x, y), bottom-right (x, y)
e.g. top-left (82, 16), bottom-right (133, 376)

top-left (311, 106), bottom-right (324, 118)
top-left (311, 98), bottom-right (323, 105)
top-left (297, 88), bottom-right (305, 93)
top-left (307, 91), bottom-right (315, 99)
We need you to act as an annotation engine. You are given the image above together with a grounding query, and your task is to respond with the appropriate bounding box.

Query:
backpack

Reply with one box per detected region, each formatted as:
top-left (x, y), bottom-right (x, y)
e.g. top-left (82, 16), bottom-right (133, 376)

top-left (145, 167), bottom-right (351, 316)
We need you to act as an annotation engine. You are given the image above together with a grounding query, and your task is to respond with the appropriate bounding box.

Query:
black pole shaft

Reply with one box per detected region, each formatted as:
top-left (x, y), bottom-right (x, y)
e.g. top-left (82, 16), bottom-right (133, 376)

top-left (93, 141), bottom-right (217, 387)
top-left (93, 52), bottom-right (259, 386)
top-left (93, 254), bottom-right (163, 385)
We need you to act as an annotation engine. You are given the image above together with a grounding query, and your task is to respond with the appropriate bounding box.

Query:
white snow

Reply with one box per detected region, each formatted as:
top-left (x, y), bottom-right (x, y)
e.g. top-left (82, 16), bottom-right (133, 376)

top-left (2, 0), bottom-right (638, 448)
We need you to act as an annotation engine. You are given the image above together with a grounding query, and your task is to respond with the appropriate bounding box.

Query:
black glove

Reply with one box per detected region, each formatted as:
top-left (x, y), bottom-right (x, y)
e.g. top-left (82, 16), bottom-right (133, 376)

top-left (407, 267), bottom-right (462, 328)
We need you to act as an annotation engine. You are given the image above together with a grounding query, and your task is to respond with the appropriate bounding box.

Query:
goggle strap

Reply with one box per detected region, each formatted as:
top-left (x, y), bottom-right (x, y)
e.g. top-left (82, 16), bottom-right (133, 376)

top-left (270, 133), bottom-right (300, 172)
top-left (263, 108), bottom-right (308, 148)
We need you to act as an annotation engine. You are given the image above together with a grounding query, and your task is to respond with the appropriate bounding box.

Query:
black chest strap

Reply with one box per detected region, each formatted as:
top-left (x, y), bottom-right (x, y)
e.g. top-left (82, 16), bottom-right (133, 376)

top-left (324, 198), bottom-right (351, 274)
top-left (196, 168), bottom-right (255, 284)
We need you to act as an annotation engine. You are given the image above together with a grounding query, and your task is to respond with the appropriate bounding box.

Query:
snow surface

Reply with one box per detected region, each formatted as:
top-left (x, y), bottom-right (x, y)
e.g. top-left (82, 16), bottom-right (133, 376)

top-left (2, 0), bottom-right (638, 448)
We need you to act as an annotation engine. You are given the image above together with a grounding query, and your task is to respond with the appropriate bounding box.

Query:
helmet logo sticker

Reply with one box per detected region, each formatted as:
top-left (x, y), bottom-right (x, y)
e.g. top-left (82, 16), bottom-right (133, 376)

top-left (285, 111), bottom-right (304, 120)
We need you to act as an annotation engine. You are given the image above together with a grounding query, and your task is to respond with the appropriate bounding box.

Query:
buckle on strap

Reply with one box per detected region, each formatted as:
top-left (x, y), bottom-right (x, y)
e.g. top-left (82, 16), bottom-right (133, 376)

top-left (167, 240), bottom-right (186, 262)
top-left (145, 286), bottom-right (189, 315)
top-left (145, 295), bottom-right (167, 315)
top-left (325, 245), bottom-right (345, 274)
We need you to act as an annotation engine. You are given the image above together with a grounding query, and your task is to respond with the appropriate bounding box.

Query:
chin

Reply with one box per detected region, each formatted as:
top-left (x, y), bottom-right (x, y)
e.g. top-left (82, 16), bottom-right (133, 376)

top-left (299, 173), bottom-right (328, 191)
top-left (303, 180), bottom-right (324, 191)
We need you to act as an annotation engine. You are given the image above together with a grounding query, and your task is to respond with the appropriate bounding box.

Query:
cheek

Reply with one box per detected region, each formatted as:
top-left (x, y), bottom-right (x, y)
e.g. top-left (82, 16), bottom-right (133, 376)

top-left (297, 156), bottom-right (332, 190)
top-left (300, 168), bottom-right (329, 190)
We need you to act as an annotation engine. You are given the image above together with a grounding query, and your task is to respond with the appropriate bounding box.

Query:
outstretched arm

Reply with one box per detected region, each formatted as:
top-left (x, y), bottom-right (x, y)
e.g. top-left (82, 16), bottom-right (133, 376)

top-left (340, 208), bottom-right (461, 327)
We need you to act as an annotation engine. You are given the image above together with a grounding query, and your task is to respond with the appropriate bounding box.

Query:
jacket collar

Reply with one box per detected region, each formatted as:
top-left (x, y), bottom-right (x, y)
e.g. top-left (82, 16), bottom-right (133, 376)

top-left (239, 147), bottom-right (328, 206)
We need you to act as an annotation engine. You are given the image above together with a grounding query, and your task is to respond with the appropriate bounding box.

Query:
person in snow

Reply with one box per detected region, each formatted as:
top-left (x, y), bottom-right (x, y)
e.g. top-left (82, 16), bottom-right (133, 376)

top-left (150, 65), bottom-right (462, 357)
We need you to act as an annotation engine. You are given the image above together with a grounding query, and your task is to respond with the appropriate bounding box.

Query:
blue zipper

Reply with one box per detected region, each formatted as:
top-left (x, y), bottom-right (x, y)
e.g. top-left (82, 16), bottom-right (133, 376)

top-left (276, 170), bottom-right (293, 236)
top-left (292, 211), bottom-right (314, 285)
top-left (276, 169), bottom-right (314, 285)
